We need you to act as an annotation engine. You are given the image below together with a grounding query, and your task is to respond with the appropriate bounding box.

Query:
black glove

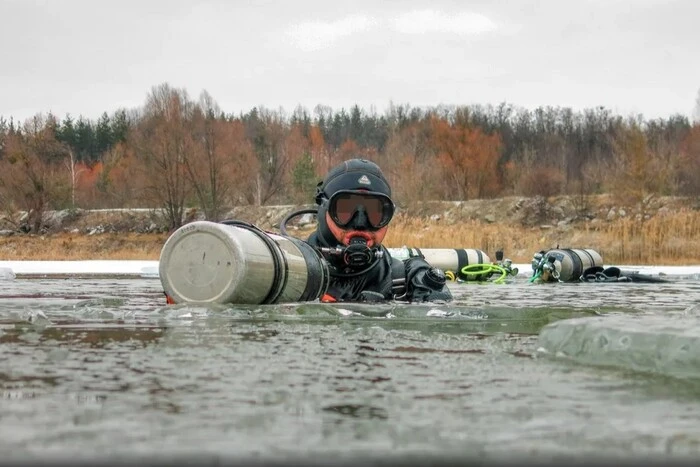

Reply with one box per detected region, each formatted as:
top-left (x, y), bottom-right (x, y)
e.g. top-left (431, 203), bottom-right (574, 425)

top-left (404, 257), bottom-right (453, 302)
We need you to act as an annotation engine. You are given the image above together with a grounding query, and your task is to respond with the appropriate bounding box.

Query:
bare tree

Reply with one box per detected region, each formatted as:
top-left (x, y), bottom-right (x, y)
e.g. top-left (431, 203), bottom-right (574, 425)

top-left (185, 92), bottom-right (257, 220)
top-left (95, 141), bottom-right (139, 208)
top-left (247, 108), bottom-right (293, 205)
top-left (129, 83), bottom-right (195, 231)
top-left (606, 123), bottom-right (667, 215)
top-left (429, 116), bottom-right (502, 201)
top-left (0, 115), bottom-right (68, 232)
top-left (382, 121), bottom-right (442, 204)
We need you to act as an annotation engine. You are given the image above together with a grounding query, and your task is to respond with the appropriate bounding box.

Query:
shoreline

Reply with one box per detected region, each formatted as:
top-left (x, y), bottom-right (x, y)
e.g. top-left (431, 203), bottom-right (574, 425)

top-left (2, 260), bottom-right (699, 279)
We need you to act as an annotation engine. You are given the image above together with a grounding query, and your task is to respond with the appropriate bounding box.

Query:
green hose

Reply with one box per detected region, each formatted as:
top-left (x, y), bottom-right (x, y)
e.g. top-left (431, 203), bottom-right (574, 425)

top-left (459, 263), bottom-right (509, 284)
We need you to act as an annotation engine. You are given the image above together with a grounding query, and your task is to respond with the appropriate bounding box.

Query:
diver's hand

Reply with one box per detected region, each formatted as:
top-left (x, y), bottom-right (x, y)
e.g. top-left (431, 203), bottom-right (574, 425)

top-left (404, 258), bottom-right (453, 302)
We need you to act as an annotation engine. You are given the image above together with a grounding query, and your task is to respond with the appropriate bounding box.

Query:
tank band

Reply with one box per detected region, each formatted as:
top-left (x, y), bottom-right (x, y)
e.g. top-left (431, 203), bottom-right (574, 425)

top-left (563, 248), bottom-right (584, 280)
top-left (289, 237), bottom-right (330, 302)
top-left (456, 249), bottom-right (485, 280)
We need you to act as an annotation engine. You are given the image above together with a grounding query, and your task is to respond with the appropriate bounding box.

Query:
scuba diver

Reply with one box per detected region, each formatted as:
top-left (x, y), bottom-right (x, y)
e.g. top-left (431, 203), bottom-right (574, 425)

top-left (579, 265), bottom-right (669, 283)
top-left (529, 249), bottom-right (670, 283)
top-left (281, 158), bottom-right (453, 303)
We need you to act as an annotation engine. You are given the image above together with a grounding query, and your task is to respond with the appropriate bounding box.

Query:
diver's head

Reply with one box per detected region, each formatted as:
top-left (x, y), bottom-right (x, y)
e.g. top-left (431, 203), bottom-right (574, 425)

top-left (314, 158), bottom-right (395, 248)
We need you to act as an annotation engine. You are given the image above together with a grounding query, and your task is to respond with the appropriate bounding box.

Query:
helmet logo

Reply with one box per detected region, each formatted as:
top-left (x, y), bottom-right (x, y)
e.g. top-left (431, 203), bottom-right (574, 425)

top-left (358, 175), bottom-right (371, 185)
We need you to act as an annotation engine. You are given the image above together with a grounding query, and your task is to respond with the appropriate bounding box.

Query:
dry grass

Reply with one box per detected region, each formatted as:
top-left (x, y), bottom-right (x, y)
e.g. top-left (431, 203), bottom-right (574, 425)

top-left (1, 210), bottom-right (699, 265)
top-left (383, 210), bottom-right (700, 265)
top-left (0, 232), bottom-right (168, 261)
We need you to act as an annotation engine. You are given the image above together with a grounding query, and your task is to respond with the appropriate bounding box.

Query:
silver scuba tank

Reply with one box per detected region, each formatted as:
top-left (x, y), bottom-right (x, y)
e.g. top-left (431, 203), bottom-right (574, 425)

top-left (534, 248), bottom-right (604, 282)
top-left (159, 220), bottom-right (330, 305)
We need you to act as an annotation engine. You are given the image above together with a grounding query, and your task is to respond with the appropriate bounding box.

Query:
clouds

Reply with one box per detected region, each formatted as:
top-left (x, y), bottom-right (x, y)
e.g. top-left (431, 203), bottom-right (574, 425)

top-left (286, 9), bottom-right (498, 52)
top-left (287, 15), bottom-right (379, 52)
top-left (1, 0), bottom-right (699, 122)
top-left (391, 9), bottom-right (497, 36)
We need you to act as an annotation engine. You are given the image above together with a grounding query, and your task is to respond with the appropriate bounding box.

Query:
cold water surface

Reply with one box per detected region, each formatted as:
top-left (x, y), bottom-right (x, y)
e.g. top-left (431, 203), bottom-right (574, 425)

top-left (1, 274), bottom-right (700, 462)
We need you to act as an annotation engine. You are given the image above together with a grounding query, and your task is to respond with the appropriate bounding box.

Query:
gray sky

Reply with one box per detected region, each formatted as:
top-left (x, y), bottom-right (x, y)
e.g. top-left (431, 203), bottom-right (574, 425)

top-left (1, 0), bottom-right (699, 123)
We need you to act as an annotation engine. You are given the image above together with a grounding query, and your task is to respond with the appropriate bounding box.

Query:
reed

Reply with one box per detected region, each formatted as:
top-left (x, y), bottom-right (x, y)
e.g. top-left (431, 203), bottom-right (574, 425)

top-left (384, 209), bottom-right (700, 265)
top-left (0, 233), bottom-right (168, 261)
top-left (0, 210), bottom-right (698, 264)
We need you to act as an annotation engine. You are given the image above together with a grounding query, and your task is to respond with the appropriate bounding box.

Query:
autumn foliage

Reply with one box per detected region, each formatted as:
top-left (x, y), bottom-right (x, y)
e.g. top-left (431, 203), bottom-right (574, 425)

top-left (1, 83), bottom-right (699, 233)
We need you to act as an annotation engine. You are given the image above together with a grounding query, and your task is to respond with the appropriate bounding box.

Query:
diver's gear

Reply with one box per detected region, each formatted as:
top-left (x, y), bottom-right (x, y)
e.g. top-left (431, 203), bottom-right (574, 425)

top-left (493, 249), bottom-right (518, 277)
top-left (531, 248), bottom-right (604, 282)
top-left (326, 190), bottom-right (395, 230)
top-left (310, 202), bottom-right (345, 248)
top-left (305, 232), bottom-right (453, 303)
top-left (390, 246), bottom-right (493, 282)
top-left (315, 159), bottom-right (392, 204)
top-left (309, 158), bottom-right (396, 249)
top-left (581, 266), bottom-right (625, 282)
top-left (447, 248), bottom-right (518, 283)
top-left (312, 243), bottom-right (396, 301)
top-left (301, 157), bottom-right (452, 303)
top-left (318, 237), bottom-right (384, 271)
top-left (280, 219), bottom-right (495, 285)
top-left (423, 267), bottom-right (447, 289)
top-left (278, 206), bottom-right (341, 252)
top-left (495, 250), bottom-right (504, 262)
top-left (344, 237), bottom-right (378, 267)
top-left (159, 220), bottom-right (329, 304)
top-left (580, 266), bottom-right (670, 283)
top-left (403, 256), bottom-right (453, 302)
top-left (279, 207), bottom-right (318, 237)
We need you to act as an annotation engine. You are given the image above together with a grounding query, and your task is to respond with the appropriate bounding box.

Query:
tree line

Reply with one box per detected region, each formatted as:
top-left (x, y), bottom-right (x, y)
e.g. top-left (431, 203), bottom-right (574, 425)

top-left (1, 82), bottom-right (699, 233)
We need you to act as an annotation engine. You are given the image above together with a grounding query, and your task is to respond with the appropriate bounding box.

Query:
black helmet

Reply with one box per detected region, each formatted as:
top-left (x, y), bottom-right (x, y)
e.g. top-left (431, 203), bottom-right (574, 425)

top-left (315, 159), bottom-right (391, 204)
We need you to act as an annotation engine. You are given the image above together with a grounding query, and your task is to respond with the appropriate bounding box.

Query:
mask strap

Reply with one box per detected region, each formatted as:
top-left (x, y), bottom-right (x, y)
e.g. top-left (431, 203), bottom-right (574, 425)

top-left (314, 182), bottom-right (326, 205)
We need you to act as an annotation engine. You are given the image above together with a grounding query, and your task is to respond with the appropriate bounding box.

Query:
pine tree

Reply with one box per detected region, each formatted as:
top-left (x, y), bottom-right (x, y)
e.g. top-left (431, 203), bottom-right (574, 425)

top-left (95, 112), bottom-right (112, 156)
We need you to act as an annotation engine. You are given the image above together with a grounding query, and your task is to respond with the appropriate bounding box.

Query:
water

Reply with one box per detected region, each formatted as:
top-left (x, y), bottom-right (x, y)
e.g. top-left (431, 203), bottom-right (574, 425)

top-left (1, 273), bottom-right (700, 462)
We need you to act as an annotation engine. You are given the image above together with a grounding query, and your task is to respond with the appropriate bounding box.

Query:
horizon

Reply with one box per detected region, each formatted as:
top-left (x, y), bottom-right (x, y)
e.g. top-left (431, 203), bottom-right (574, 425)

top-left (0, 97), bottom-right (700, 125)
top-left (1, 93), bottom-right (696, 126)
top-left (1, 260), bottom-right (699, 278)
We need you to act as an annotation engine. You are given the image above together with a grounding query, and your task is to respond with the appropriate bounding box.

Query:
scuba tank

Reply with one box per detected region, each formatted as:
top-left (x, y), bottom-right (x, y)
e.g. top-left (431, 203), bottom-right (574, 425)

top-left (389, 247), bottom-right (494, 281)
top-left (531, 248), bottom-right (604, 282)
top-left (159, 220), bottom-right (330, 305)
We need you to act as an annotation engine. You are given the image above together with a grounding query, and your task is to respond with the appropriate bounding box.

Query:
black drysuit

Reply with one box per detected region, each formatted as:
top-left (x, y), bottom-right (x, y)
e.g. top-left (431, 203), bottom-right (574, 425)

top-left (306, 232), bottom-right (453, 303)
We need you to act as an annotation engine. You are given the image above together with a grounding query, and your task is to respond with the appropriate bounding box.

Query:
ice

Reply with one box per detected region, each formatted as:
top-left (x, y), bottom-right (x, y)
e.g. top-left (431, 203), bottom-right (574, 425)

top-left (538, 314), bottom-right (700, 380)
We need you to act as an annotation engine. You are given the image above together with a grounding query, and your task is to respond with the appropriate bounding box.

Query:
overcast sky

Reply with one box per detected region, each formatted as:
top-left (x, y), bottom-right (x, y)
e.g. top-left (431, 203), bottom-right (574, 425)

top-left (1, 0), bottom-right (699, 123)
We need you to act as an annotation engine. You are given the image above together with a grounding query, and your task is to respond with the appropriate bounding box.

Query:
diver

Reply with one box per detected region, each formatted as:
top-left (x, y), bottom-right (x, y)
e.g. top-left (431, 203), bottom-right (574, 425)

top-left (529, 250), bottom-right (669, 283)
top-left (579, 265), bottom-right (669, 283)
top-left (281, 158), bottom-right (453, 303)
